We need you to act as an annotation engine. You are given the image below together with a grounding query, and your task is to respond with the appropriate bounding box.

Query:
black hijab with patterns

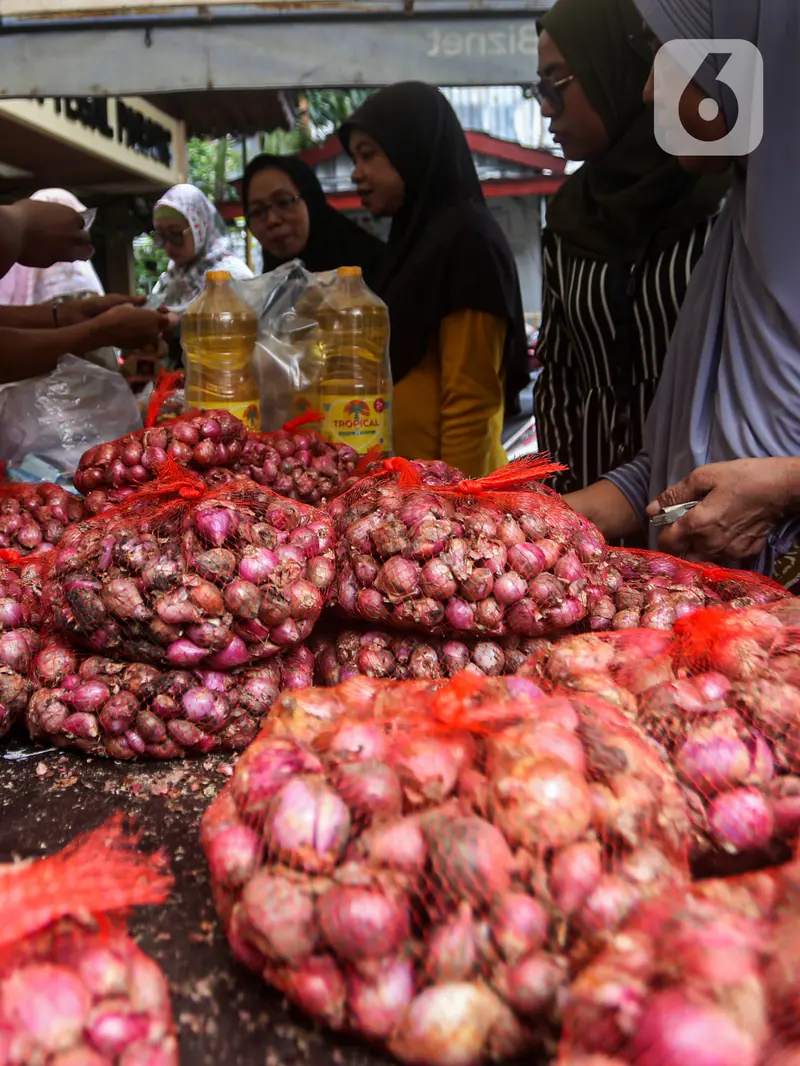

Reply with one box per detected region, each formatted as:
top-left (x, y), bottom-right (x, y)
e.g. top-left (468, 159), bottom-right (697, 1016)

top-left (340, 83), bottom-right (530, 396)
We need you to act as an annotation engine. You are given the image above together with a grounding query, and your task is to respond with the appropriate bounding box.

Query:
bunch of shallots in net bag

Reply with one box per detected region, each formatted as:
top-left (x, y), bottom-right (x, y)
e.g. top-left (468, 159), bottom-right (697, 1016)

top-left (0, 483), bottom-right (86, 555)
top-left (560, 859), bottom-right (800, 1066)
top-left (201, 672), bottom-right (690, 1065)
top-left (600, 547), bottom-right (788, 631)
top-left (0, 553), bottom-right (46, 739)
top-left (26, 633), bottom-right (312, 759)
top-left (221, 412), bottom-right (361, 506)
top-left (326, 455), bottom-right (613, 640)
top-left (530, 601), bottom-right (800, 872)
top-left (74, 407), bottom-right (248, 512)
top-left (44, 461), bottom-right (335, 670)
top-left (311, 625), bottom-right (551, 684)
top-left (0, 816), bottom-right (177, 1065)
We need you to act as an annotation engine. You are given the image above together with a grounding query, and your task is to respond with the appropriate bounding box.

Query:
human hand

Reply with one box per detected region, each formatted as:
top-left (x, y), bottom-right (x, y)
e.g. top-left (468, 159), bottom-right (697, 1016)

top-left (646, 457), bottom-right (800, 562)
top-left (13, 200), bottom-right (94, 268)
top-left (97, 306), bottom-right (171, 352)
top-left (56, 294), bottom-right (146, 326)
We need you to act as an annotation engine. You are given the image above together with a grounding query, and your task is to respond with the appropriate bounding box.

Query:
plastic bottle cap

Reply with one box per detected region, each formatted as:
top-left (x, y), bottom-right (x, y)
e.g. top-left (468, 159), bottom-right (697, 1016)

top-left (207, 270), bottom-right (232, 282)
top-left (338, 266), bottom-right (362, 278)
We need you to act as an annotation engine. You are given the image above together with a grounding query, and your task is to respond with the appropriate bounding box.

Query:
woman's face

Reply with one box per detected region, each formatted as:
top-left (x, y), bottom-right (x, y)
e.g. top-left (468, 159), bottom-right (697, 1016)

top-left (644, 62), bottom-right (731, 174)
top-left (537, 30), bottom-right (610, 161)
top-left (155, 214), bottom-right (196, 266)
top-left (246, 168), bottom-right (310, 260)
top-left (349, 130), bottom-right (405, 217)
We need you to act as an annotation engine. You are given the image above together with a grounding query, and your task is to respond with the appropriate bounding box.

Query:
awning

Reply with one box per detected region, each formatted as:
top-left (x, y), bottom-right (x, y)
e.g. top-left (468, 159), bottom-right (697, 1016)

top-left (143, 89), bottom-right (295, 139)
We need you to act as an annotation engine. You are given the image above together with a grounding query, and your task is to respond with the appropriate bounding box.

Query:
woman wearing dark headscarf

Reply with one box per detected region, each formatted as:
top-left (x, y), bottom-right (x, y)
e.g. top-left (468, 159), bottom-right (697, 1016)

top-left (568, 0), bottom-right (800, 584)
top-left (340, 83), bottom-right (529, 478)
top-left (242, 153), bottom-right (383, 276)
top-left (534, 0), bottom-right (729, 495)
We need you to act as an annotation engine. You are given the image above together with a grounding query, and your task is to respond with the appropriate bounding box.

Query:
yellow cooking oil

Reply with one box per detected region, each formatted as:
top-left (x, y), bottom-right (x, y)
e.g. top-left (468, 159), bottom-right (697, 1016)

top-left (182, 270), bottom-right (261, 431)
top-left (315, 266), bottom-right (392, 457)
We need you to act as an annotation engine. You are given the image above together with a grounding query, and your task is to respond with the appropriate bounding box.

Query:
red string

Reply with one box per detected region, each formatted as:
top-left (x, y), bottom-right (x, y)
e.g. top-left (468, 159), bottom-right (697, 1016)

top-left (0, 814), bottom-right (172, 951)
top-left (0, 549), bottom-right (22, 564)
top-left (282, 410), bottom-right (324, 433)
top-left (145, 371), bottom-right (184, 429)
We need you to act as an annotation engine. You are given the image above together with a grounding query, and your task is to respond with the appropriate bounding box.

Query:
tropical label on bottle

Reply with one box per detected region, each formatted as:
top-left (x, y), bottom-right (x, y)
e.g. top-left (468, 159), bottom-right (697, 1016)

top-left (321, 394), bottom-right (391, 455)
top-left (206, 399), bottom-right (261, 430)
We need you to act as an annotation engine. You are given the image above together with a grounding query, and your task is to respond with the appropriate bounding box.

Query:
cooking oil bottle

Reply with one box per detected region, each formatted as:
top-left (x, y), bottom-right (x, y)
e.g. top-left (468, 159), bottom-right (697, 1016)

top-left (182, 270), bottom-right (260, 430)
top-left (316, 266), bottom-right (392, 457)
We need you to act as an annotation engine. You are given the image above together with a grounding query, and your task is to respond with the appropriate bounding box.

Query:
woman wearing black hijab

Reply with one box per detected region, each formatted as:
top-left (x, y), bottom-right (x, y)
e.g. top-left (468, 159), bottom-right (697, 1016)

top-left (340, 84), bottom-right (529, 478)
top-left (242, 153), bottom-right (383, 276)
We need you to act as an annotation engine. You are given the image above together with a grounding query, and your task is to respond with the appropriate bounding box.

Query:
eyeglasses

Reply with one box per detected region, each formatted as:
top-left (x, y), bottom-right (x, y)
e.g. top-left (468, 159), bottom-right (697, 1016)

top-left (532, 73), bottom-right (578, 118)
top-left (246, 195), bottom-right (302, 228)
top-left (152, 227), bottom-right (189, 249)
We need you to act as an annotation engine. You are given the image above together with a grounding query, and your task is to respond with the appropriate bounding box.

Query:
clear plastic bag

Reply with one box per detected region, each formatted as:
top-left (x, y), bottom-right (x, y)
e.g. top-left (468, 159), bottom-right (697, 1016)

top-left (0, 354), bottom-right (142, 470)
top-left (234, 261), bottom-right (335, 432)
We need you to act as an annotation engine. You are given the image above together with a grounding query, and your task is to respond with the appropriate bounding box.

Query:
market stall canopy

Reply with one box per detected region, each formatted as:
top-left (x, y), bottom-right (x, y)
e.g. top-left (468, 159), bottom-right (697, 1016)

top-left (0, 1), bottom-right (552, 96)
top-left (143, 89), bottom-right (295, 139)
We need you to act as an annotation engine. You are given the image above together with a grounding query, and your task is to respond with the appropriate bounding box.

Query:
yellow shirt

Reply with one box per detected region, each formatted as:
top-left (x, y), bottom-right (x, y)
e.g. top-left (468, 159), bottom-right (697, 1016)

top-left (392, 308), bottom-right (508, 479)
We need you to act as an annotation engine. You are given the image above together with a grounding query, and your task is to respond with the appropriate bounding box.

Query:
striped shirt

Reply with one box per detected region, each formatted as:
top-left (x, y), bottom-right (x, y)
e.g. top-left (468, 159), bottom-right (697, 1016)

top-left (534, 218), bottom-right (718, 494)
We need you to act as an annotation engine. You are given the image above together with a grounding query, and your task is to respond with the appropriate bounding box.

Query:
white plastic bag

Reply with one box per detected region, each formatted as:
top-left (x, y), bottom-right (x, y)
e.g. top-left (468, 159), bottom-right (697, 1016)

top-left (234, 261), bottom-right (335, 432)
top-left (0, 355), bottom-right (142, 470)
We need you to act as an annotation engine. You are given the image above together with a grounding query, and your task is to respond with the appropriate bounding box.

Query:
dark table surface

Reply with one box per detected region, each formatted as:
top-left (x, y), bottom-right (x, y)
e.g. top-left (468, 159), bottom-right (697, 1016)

top-left (0, 737), bottom-right (398, 1066)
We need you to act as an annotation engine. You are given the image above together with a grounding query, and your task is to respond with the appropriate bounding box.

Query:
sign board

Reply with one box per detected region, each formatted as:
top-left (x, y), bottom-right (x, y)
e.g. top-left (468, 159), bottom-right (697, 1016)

top-left (0, 16), bottom-right (541, 95)
top-left (0, 95), bottom-right (186, 183)
top-left (1, 0), bottom-right (372, 14)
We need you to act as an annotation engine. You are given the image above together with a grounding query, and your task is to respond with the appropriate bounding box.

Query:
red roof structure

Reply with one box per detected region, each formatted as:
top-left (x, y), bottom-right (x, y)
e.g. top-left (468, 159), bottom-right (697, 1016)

top-left (221, 130), bottom-right (567, 220)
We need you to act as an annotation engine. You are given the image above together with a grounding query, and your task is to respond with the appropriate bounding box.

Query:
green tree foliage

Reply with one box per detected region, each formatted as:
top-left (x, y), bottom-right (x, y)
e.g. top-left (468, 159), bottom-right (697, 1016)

top-left (134, 90), bottom-right (370, 291)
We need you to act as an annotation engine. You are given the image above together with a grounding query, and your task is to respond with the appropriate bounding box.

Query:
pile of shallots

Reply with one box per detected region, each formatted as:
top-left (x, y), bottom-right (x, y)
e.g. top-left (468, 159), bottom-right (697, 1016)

top-left (74, 409), bottom-right (248, 505)
top-left (325, 459), bottom-right (786, 643)
top-left (560, 863), bottom-right (800, 1065)
top-left (327, 458), bottom-right (609, 640)
top-left (529, 600), bottom-right (800, 871)
top-left (0, 483), bottom-right (86, 555)
top-left (44, 474), bottom-right (336, 671)
top-left (0, 555), bottom-right (45, 738)
top-left (0, 818), bottom-right (177, 1065)
top-left (311, 626), bottom-right (550, 684)
top-left (202, 673), bottom-right (691, 1066)
top-left (27, 636), bottom-right (313, 759)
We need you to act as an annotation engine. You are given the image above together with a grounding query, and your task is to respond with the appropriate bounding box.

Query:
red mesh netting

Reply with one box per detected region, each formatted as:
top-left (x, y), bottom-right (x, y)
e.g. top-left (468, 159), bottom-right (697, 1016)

top-left (201, 672), bottom-right (690, 1064)
top-left (74, 408), bottom-right (249, 514)
top-left (324, 454), bottom-right (616, 641)
top-left (27, 633), bottom-right (313, 759)
top-left (311, 624), bottom-right (552, 685)
top-left (0, 816), bottom-right (177, 1064)
top-left (559, 860), bottom-right (800, 1065)
top-left (0, 483), bottom-right (86, 556)
top-left (0, 553), bottom-right (49, 738)
top-left (527, 601), bottom-right (800, 873)
top-left (44, 461), bottom-right (336, 670)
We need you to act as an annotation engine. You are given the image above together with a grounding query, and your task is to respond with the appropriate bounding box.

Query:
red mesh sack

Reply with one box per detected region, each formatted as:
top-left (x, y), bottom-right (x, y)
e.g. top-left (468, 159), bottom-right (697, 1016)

top-left (530, 602), bottom-right (800, 871)
top-left (44, 462), bottom-right (336, 669)
top-left (325, 455), bottom-right (614, 640)
top-left (601, 546), bottom-right (788, 632)
top-left (74, 406), bottom-right (248, 512)
top-left (26, 632), bottom-right (313, 759)
top-left (0, 816), bottom-right (176, 1065)
top-left (559, 860), bottom-right (800, 1066)
top-left (0, 552), bottom-right (49, 739)
top-left (201, 672), bottom-right (690, 1065)
top-left (312, 624), bottom-right (552, 684)
top-left (0, 483), bottom-right (86, 556)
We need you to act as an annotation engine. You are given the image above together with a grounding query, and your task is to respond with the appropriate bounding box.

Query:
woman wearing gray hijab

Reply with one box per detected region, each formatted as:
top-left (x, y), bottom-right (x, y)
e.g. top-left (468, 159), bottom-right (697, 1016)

top-left (567, 0), bottom-right (800, 584)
